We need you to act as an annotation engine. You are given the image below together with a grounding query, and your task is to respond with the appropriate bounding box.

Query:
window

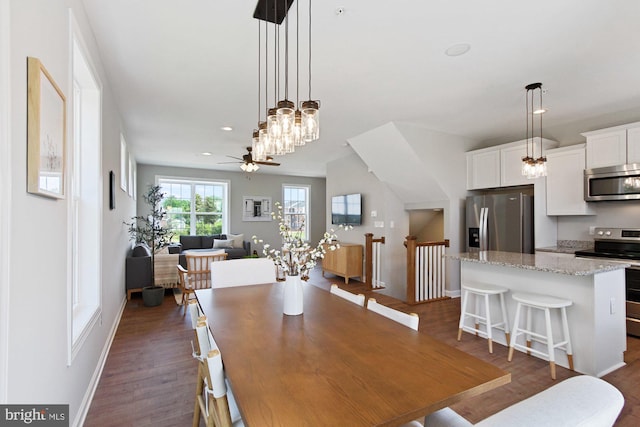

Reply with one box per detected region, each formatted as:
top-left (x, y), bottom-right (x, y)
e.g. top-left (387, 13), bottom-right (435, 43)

top-left (283, 185), bottom-right (310, 240)
top-left (120, 135), bottom-right (127, 191)
top-left (70, 29), bottom-right (102, 361)
top-left (158, 178), bottom-right (229, 238)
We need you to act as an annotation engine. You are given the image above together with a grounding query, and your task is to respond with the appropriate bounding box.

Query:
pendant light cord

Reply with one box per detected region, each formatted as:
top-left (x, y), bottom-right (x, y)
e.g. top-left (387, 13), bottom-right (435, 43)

top-left (308, 0), bottom-right (312, 100)
top-left (525, 87), bottom-right (529, 158)
top-left (539, 86), bottom-right (543, 158)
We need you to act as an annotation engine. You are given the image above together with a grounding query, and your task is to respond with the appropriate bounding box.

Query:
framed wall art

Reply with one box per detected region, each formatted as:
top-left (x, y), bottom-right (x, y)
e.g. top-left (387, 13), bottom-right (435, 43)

top-left (242, 196), bottom-right (272, 221)
top-left (27, 56), bottom-right (66, 199)
top-left (109, 170), bottom-right (116, 210)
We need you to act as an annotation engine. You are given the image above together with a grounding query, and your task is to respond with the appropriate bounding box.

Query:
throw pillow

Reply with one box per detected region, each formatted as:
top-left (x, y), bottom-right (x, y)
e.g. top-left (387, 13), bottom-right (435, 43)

top-left (227, 233), bottom-right (245, 249)
top-left (213, 239), bottom-right (234, 249)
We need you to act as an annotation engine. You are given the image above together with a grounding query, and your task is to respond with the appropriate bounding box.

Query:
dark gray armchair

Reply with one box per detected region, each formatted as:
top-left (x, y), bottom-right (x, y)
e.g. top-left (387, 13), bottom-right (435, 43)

top-left (125, 244), bottom-right (152, 300)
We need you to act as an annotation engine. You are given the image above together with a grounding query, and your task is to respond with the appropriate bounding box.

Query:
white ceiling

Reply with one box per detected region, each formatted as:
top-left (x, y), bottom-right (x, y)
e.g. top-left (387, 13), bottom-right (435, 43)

top-left (80, 0), bottom-right (640, 178)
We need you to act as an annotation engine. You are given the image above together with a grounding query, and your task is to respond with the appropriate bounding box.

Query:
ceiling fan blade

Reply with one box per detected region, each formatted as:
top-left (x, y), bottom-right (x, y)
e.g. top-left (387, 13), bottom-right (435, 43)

top-left (226, 155), bottom-right (244, 161)
top-left (255, 161), bottom-right (280, 166)
top-left (218, 161), bottom-right (243, 164)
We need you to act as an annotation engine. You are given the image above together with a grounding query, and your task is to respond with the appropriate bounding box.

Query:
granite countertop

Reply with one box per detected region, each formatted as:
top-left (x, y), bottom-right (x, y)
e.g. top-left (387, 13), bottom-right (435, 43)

top-left (448, 251), bottom-right (629, 276)
top-left (535, 240), bottom-right (594, 254)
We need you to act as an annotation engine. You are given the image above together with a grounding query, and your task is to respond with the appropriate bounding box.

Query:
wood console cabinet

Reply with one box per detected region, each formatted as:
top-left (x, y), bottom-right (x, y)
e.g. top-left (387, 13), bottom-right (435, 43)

top-left (322, 243), bottom-right (363, 284)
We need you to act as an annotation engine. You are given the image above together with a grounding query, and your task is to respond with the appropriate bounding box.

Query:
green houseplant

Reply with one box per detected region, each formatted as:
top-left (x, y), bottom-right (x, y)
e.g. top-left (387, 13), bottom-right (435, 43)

top-left (125, 184), bottom-right (174, 306)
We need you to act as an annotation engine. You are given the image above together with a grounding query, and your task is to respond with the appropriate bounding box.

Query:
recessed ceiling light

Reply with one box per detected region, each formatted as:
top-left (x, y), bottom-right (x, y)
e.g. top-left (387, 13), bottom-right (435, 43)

top-left (533, 108), bottom-right (547, 115)
top-left (221, 126), bottom-right (233, 132)
top-left (201, 152), bottom-right (212, 156)
top-left (445, 43), bottom-right (471, 57)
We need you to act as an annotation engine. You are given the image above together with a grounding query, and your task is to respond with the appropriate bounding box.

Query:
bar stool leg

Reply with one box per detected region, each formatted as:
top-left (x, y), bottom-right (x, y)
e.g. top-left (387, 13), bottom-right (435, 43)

top-left (499, 292), bottom-right (510, 343)
top-left (508, 302), bottom-right (522, 362)
top-left (561, 306), bottom-right (574, 371)
top-left (474, 294), bottom-right (480, 336)
top-left (544, 307), bottom-right (556, 380)
top-left (483, 293), bottom-right (494, 353)
top-left (458, 289), bottom-right (470, 341)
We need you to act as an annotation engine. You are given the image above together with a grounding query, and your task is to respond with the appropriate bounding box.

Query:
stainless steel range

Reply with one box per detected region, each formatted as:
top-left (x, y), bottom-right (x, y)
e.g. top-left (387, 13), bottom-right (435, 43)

top-left (575, 228), bottom-right (640, 337)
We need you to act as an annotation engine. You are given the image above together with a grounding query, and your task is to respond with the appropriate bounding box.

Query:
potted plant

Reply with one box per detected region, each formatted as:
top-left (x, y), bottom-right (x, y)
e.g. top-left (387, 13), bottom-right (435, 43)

top-left (125, 184), bottom-right (174, 306)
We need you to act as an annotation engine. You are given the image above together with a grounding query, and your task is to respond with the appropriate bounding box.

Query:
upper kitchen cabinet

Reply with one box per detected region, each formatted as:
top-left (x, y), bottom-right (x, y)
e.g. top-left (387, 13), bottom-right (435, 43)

top-left (545, 144), bottom-right (595, 216)
top-left (583, 121), bottom-right (640, 168)
top-left (467, 138), bottom-right (557, 190)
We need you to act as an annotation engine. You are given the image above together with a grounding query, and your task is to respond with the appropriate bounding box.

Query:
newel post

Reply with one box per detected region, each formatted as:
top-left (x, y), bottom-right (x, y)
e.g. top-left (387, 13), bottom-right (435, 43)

top-left (405, 235), bottom-right (417, 304)
top-left (365, 233), bottom-right (373, 289)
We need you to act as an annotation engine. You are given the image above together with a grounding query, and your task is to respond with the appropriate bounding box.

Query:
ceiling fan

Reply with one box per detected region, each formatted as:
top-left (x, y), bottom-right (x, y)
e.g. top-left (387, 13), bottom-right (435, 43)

top-left (220, 146), bottom-right (280, 172)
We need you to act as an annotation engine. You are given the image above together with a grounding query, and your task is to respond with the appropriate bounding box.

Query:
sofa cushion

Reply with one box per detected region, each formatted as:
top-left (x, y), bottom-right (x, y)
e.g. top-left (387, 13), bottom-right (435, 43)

top-left (213, 239), bottom-right (234, 249)
top-left (227, 233), bottom-right (245, 249)
top-left (132, 243), bottom-right (151, 257)
top-left (180, 235), bottom-right (202, 250)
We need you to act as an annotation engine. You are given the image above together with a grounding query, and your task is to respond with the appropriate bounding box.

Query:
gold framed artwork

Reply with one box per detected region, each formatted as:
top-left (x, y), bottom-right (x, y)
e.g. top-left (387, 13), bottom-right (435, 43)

top-left (27, 56), bottom-right (66, 199)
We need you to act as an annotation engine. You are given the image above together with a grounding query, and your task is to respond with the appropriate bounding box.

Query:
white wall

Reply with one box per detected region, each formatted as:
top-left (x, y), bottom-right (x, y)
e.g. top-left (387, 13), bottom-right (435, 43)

top-left (7, 1), bottom-right (134, 425)
top-left (0, 0), bottom-right (11, 403)
top-left (136, 164), bottom-right (326, 257)
top-left (557, 202), bottom-right (640, 240)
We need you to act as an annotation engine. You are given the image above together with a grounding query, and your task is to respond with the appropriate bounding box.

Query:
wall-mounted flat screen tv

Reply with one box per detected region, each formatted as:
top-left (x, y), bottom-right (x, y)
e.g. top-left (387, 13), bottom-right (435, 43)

top-left (331, 193), bottom-right (362, 225)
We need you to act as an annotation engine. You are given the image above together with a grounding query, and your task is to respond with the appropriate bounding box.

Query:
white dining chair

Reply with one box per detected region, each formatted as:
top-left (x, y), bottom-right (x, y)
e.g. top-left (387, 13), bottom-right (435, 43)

top-left (330, 284), bottom-right (366, 307)
top-left (367, 298), bottom-right (420, 331)
top-left (178, 251), bottom-right (228, 313)
top-left (192, 331), bottom-right (243, 427)
top-left (210, 258), bottom-right (276, 288)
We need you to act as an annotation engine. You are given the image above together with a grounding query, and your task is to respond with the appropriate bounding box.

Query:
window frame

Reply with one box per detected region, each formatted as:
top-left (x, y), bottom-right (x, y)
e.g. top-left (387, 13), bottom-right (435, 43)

top-left (282, 184), bottom-right (310, 241)
top-left (68, 14), bottom-right (103, 365)
top-left (157, 176), bottom-right (230, 237)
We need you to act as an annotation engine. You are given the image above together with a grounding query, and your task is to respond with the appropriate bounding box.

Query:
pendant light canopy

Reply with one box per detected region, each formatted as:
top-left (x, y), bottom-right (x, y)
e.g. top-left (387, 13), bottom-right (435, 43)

top-left (522, 82), bottom-right (547, 179)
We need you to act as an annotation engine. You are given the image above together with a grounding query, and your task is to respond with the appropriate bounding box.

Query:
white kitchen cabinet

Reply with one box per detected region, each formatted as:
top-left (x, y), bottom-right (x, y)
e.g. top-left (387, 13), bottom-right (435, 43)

top-left (545, 144), bottom-right (595, 216)
top-left (466, 138), bottom-right (557, 190)
top-left (583, 121), bottom-right (640, 168)
top-left (500, 143), bottom-right (532, 187)
top-left (466, 148), bottom-right (500, 190)
top-left (627, 125), bottom-right (640, 164)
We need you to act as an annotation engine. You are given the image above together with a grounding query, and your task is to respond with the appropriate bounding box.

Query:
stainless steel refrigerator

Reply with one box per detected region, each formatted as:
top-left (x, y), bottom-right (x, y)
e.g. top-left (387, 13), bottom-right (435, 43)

top-left (466, 193), bottom-right (534, 253)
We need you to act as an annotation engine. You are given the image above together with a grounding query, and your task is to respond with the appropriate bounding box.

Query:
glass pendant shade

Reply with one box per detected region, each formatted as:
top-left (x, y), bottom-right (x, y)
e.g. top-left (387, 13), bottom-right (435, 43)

top-left (252, 129), bottom-right (267, 162)
top-left (267, 107), bottom-right (281, 144)
top-left (301, 100), bottom-right (319, 142)
top-left (259, 121), bottom-right (273, 156)
top-left (277, 100), bottom-right (295, 139)
top-left (293, 110), bottom-right (304, 146)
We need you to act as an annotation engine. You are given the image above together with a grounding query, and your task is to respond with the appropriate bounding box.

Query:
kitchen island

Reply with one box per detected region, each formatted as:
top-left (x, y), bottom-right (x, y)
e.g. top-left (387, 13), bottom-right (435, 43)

top-left (449, 251), bottom-right (629, 377)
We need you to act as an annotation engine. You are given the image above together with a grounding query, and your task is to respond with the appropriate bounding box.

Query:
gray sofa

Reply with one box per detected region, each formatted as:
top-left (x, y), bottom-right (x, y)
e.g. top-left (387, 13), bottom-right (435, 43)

top-left (170, 234), bottom-right (251, 267)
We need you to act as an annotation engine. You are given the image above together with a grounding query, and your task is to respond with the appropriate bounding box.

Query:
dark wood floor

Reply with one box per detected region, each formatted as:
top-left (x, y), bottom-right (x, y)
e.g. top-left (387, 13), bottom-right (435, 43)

top-left (85, 268), bottom-right (640, 426)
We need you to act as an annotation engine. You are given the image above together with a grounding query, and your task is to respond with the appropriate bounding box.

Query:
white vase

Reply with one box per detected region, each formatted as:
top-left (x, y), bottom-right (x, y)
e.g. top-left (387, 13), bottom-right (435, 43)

top-left (283, 275), bottom-right (304, 315)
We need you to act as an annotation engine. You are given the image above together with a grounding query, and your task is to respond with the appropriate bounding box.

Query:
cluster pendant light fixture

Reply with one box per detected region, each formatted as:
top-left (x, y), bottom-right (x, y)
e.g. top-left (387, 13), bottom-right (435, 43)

top-left (252, 0), bottom-right (320, 164)
top-left (522, 82), bottom-right (547, 179)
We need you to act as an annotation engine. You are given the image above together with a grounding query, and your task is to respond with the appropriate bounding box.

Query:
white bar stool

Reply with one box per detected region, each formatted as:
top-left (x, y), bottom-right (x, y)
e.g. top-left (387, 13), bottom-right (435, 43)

top-left (508, 292), bottom-right (574, 379)
top-left (457, 282), bottom-right (510, 353)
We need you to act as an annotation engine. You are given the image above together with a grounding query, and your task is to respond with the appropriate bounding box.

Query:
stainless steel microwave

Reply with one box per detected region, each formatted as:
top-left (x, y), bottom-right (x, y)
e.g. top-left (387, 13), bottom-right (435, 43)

top-left (584, 163), bottom-right (640, 201)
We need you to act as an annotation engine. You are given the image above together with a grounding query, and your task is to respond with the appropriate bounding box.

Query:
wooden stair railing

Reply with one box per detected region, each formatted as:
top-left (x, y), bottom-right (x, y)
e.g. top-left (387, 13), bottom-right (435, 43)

top-left (364, 233), bottom-right (385, 290)
top-left (405, 236), bottom-right (450, 305)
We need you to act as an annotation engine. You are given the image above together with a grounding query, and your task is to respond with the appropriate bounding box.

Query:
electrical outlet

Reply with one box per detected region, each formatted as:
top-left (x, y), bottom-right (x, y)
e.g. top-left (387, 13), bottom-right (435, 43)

top-left (374, 221), bottom-right (384, 228)
top-left (589, 226), bottom-right (596, 235)
top-left (610, 297), bottom-right (616, 314)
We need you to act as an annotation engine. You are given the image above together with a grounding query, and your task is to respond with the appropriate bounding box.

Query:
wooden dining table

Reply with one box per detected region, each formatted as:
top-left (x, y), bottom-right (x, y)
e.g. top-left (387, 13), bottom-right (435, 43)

top-left (195, 283), bottom-right (510, 427)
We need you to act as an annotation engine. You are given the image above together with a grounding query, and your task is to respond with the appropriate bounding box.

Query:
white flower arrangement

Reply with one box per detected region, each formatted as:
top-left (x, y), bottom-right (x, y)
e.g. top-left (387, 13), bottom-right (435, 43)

top-left (252, 201), bottom-right (351, 280)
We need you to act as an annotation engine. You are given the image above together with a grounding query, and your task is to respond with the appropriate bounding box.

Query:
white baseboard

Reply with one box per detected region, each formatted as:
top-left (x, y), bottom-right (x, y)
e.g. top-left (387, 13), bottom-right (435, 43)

top-left (446, 289), bottom-right (461, 298)
top-left (72, 296), bottom-right (127, 427)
